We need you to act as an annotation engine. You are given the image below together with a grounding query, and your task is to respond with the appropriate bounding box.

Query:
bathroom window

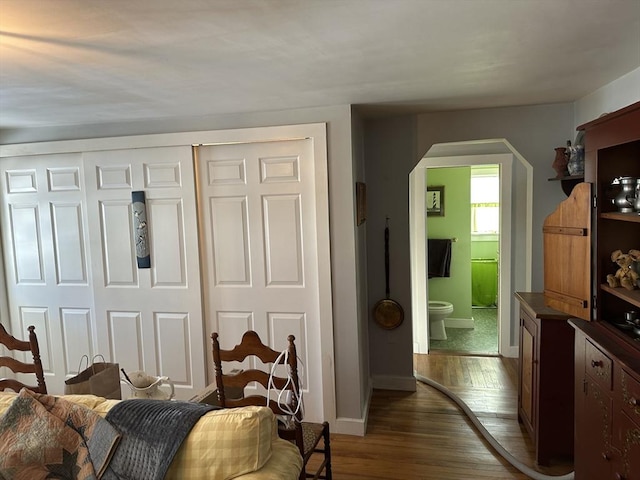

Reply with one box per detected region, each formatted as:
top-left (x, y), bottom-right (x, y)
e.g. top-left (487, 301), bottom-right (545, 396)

top-left (471, 168), bottom-right (499, 235)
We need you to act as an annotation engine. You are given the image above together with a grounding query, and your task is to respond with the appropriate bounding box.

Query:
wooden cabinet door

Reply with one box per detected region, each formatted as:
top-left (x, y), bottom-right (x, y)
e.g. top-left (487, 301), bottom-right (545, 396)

top-left (613, 412), bottom-right (640, 480)
top-left (575, 377), bottom-right (613, 479)
top-left (614, 369), bottom-right (640, 480)
top-left (543, 182), bottom-right (591, 320)
top-left (519, 310), bottom-right (536, 434)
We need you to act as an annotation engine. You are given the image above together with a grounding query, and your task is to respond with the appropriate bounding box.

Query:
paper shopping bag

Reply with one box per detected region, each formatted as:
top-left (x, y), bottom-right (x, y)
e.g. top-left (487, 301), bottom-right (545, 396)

top-left (64, 355), bottom-right (122, 399)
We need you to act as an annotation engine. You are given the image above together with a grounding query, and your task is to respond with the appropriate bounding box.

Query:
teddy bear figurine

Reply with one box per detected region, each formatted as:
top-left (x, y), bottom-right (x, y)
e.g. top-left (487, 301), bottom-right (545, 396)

top-left (606, 249), bottom-right (640, 291)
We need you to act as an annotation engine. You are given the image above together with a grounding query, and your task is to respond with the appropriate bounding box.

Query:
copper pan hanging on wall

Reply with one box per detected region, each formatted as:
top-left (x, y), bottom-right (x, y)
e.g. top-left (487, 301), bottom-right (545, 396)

top-left (373, 217), bottom-right (404, 329)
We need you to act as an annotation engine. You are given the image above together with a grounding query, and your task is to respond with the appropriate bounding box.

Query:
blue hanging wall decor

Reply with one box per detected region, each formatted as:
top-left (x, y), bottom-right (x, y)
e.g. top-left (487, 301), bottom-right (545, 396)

top-left (132, 190), bottom-right (151, 268)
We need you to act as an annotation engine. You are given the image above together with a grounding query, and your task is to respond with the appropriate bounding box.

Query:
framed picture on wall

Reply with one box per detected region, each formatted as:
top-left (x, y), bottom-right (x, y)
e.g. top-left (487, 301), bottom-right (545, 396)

top-left (426, 186), bottom-right (444, 216)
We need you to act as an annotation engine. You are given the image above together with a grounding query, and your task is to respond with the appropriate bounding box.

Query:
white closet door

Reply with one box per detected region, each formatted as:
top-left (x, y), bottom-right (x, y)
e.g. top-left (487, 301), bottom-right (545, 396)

top-left (0, 154), bottom-right (93, 393)
top-left (84, 146), bottom-right (206, 400)
top-left (196, 138), bottom-right (326, 422)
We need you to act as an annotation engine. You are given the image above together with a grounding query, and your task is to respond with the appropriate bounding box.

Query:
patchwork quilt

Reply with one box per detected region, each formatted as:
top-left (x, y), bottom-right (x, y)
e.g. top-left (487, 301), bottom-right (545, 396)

top-left (0, 389), bottom-right (120, 480)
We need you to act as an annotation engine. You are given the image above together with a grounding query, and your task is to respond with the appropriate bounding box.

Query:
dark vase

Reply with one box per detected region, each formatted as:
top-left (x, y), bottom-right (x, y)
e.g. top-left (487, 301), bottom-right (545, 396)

top-left (552, 147), bottom-right (569, 178)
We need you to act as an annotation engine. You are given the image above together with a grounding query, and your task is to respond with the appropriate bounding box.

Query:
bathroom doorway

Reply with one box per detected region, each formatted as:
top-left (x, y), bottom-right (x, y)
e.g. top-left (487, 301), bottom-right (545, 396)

top-left (409, 139), bottom-right (533, 359)
top-left (428, 165), bottom-right (500, 355)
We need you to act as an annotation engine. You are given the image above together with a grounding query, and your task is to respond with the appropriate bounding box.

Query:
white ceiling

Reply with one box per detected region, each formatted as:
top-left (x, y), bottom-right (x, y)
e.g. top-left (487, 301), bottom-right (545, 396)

top-left (1, 0), bottom-right (639, 129)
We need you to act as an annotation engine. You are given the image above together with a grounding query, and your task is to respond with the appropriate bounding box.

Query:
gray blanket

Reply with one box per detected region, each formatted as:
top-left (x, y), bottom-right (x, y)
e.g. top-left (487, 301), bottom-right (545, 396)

top-left (102, 399), bottom-right (218, 480)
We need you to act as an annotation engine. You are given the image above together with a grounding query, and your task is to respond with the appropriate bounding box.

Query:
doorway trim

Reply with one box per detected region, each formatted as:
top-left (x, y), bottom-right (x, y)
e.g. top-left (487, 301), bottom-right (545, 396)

top-left (410, 139), bottom-right (533, 358)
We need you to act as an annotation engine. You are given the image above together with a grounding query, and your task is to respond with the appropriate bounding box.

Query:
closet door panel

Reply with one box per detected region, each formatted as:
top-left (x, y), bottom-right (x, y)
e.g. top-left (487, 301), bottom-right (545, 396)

top-left (0, 153), bottom-right (92, 393)
top-left (84, 146), bottom-right (205, 400)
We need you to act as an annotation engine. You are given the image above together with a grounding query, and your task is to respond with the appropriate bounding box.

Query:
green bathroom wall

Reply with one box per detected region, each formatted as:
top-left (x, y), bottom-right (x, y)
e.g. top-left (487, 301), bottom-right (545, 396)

top-left (471, 238), bottom-right (499, 260)
top-left (426, 167), bottom-right (472, 320)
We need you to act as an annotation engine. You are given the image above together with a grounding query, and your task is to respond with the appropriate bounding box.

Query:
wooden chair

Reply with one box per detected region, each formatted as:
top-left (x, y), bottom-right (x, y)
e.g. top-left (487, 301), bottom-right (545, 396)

top-left (212, 330), bottom-right (331, 480)
top-left (0, 323), bottom-right (47, 394)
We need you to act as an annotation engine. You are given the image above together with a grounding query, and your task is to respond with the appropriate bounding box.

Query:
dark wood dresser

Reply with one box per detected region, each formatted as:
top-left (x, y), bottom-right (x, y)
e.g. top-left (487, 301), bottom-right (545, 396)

top-left (570, 319), bottom-right (640, 480)
top-left (515, 291), bottom-right (575, 466)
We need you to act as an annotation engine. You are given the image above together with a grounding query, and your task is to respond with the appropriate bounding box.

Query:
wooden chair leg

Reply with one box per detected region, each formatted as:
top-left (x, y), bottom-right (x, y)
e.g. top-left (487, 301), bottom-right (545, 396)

top-left (300, 422), bottom-right (332, 480)
top-left (323, 422), bottom-right (332, 480)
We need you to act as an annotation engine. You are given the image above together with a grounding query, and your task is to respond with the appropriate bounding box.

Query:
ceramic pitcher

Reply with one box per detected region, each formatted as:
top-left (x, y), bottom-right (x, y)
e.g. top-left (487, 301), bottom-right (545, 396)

top-left (122, 370), bottom-right (175, 400)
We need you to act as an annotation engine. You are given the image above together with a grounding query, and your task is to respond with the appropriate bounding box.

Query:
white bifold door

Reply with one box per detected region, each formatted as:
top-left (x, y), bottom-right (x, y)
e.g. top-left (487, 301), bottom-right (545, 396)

top-left (195, 138), bottom-right (329, 423)
top-left (83, 146), bottom-right (206, 399)
top-left (0, 147), bottom-right (206, 399)
top-left (0, 153), bottom-right (92, 394)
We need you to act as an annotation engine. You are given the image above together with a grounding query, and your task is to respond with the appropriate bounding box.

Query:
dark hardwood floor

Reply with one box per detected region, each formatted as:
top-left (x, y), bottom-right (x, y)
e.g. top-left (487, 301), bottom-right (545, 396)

top-left (323, 354), bottom-right (574, 479)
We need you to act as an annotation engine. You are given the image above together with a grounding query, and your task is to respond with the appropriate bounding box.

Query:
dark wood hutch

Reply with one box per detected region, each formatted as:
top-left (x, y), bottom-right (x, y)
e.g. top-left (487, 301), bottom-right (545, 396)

top-left (570, 100), bottom-right (640, 480)
top-left (515, 101), bottom-right (640, 477)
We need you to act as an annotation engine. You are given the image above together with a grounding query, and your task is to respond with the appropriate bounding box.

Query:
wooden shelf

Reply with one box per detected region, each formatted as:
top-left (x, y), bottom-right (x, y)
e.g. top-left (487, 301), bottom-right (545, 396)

top-left (547, 174), bottom-right (584, 182)
top-left (600, 321), bottom-right (640, 355)
top-left (600, 211), bottom-right (640, 223)
top-left (547, 175), bottom-right (584, 197)
top-left (600, 283), bottom-right (640, 309)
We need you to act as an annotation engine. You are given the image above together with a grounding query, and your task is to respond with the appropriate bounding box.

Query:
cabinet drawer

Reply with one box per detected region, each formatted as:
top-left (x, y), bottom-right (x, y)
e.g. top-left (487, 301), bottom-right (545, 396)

top-left (620, 369), bottom-right (640, 422)
top-left (585, 340), bottom-right (612, 391)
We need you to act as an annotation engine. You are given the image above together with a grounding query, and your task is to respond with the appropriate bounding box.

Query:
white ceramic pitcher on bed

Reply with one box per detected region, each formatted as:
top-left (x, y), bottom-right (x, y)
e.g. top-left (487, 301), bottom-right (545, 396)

top-left (121, 370), bottom-right (175, 400)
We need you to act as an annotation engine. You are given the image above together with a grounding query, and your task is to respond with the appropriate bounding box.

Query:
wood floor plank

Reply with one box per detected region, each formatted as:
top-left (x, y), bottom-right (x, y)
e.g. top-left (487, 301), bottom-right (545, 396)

top-left (324, 354), bottom-right (574, 479)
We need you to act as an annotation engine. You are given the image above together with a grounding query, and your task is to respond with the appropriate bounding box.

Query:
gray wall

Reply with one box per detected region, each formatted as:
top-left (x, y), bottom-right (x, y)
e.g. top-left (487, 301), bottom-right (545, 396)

top-left (364, 102), bottom-right (574, 383)
top-left (417, 103), bottom-right (575, 290)
top-left (364, 115), bottom-right (418, 383)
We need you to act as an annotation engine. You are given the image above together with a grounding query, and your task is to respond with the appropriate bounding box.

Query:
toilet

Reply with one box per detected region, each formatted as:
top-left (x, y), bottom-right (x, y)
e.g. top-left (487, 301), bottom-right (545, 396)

top-left (428, 301), bottom-right (454, 340)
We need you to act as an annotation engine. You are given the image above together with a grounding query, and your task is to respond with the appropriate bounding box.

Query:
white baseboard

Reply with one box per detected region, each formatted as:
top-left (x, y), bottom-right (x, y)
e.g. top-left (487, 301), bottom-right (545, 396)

top-left (502, 345), bottom-right (519, 358)
top-left (372, 374), bottom-right (417, 391)
top-left (334, 416), bottom-right (366, 436)
top-left (333, 379), bottom-right (372, 436)
top-left (445, 317), bottom-right (475, 329)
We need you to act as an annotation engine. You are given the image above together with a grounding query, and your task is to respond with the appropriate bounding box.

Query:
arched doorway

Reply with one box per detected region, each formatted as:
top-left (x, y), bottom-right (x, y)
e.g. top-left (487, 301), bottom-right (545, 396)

top-left (409, 139), bottom-right (533, 357)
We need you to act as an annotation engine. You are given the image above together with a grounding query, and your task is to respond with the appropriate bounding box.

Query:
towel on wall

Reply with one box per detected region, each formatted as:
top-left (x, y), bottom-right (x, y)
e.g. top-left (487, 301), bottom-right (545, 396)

top-left (428, 239), bottom-right (452, 278)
